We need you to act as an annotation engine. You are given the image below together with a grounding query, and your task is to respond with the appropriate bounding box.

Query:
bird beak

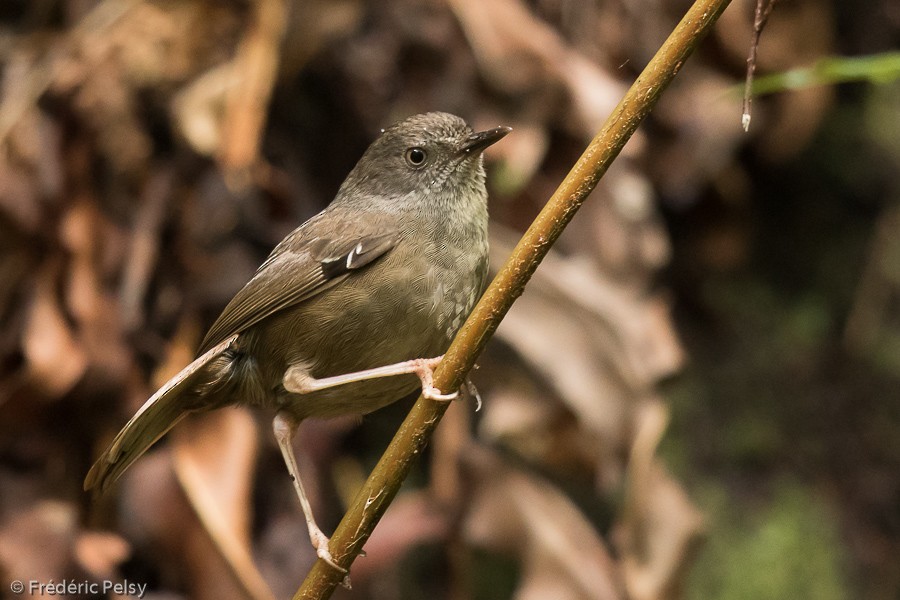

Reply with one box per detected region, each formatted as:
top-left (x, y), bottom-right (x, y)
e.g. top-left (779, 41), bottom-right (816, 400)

top-left (459, 125), bottom-right (512, 156)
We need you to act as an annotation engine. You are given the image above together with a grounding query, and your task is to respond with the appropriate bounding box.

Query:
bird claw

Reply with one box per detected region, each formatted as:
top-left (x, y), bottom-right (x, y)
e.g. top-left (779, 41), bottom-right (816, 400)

top-left (317, 547), bottom-right (347, 573)
top-left (464, 378), bottom-right (482, 411)
top-left (423, 385), bottom-right (458, 401)
top-left (311, 529), bottom-right (347, 574)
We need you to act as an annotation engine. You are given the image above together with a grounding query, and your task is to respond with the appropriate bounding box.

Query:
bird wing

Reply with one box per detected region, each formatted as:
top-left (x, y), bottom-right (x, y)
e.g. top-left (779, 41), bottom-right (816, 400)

top-left (198, 210), bottom-right (399, 353)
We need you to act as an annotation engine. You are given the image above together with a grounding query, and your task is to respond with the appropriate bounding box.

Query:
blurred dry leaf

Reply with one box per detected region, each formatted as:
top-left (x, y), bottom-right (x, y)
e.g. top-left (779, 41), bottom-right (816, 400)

top-left (173, 408), bottom-right (273, 600)
top-left (60, 198), bottom-right (132, 380)
top-left (0, 148), bottom-right (43, 234)
top-left (174, 0), bottom-right (363, 162)
top-left (152, 315), bottom-right (204, 390)
top-left (74, 530), bottom-right (131, 579)
top-left (486, 120), bottom-right (550, 195)
top-left (0, 501), bottom-right (78, 585)
top-left (172, 62), bottom-right (239, 157)
top-left (448, 0), bottom-right (628, 141)
top-left (119, 170), bottom-right (172, 332)
top-left (350, 491), bottom-right (452, 582)
top-left (478, 387), bottom-right (599, 477)
top-left (123, 448), bottom-right (258, 600)
top-left (218, 0), bottom-right (289, 186)
top-left (617, 401), bottom-right (705, 600)
top-left (281, 0), bottom-right (364, 75)
top-left (22, 260), bottom-right (88, 398)
top-left (0, 0), bottom-right (141, 148)
top-left (430, 395), bottom-right (474, 506)
top-left (560, 166), bottom-right (671, 286)
top-left (490, 223), bottom-right (684, 489)
top-left (650, 73), bottom-right (747, 202)
top-left (463, 447), bottom-right (622, 600)
top-left (0, 106), bottom-right (63, 232)
top-left (44, 0), bottom-right (242, 174)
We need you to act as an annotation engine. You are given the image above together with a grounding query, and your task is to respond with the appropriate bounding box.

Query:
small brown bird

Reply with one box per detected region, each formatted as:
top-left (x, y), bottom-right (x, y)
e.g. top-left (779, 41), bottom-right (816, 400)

top-left (85, 112), bottom-right (509, 569)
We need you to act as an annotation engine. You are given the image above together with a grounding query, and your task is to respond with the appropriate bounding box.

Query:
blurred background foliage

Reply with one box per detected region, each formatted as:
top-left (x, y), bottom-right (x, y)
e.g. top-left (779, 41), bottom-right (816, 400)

top-left (0, 0), bottom-right (898, 599)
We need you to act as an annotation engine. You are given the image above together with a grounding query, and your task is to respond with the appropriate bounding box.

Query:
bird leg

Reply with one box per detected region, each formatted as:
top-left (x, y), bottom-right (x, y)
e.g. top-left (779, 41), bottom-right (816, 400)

top-left (275, 357), bottom-right (457, 575)
top-left (283, 356), bottom-right (458, 401)
top-left (272, 413), bottom-right (347, 574)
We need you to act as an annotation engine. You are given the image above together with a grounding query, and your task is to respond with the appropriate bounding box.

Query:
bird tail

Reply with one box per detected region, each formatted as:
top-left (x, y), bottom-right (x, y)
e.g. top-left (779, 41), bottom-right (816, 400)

top-left (84, 335), bottom-right (238, 494)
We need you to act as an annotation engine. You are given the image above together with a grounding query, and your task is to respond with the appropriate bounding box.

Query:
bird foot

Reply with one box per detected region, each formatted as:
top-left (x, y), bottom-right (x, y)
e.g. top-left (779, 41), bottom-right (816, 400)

top-left (310, 528), bottom-right (347, 574)
top-left (413, 357), bottom-right (458, 401)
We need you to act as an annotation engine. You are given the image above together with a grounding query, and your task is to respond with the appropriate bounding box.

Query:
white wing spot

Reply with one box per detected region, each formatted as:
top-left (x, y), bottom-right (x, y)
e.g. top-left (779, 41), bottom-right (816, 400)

top-left (345, 243), bottom-right (364, 269)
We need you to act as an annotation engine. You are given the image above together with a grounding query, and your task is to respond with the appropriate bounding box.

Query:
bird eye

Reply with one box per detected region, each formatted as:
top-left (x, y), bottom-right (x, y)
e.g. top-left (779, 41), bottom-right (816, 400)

top-left (405, 147), bottom-right (427, 167)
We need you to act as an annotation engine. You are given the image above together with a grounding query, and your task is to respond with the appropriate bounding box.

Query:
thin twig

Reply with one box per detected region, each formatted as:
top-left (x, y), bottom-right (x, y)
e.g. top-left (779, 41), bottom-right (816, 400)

top-left (742, 0), bottom-right (778, 131)
top-left (294, 0), bottom-right (733, 596)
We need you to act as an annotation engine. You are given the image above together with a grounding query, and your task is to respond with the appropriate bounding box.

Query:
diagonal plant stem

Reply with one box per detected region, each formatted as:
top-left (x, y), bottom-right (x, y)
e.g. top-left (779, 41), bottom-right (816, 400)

top-left (294, 0), bottom-right (732, 597)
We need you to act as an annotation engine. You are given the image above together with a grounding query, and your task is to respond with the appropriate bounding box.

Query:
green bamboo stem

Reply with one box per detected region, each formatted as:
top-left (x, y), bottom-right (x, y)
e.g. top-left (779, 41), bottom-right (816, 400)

top-left (294, 0), bottom-right (732, 597)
